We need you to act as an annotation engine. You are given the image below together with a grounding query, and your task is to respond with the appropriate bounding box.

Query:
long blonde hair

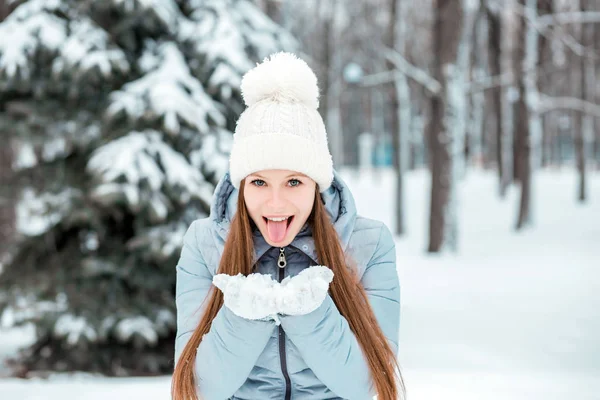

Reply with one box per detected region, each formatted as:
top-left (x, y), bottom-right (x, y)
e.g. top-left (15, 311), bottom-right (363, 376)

top-left (171, 180), bottom-right (405, 399)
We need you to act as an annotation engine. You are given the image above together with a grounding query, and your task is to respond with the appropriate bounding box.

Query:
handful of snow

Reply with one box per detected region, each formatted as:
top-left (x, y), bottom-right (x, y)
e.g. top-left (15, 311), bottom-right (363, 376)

top-left (212, 272), bottom-right (280, 321)
top-left (213, 266), bottom-right (334, 324)
top-left (277, 266), bottom-right (334, 316)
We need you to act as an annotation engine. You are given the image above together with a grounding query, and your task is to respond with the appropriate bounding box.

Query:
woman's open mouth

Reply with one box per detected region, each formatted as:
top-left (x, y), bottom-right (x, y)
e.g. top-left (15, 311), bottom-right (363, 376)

top-left (263, 215), bottom-right (294, 243)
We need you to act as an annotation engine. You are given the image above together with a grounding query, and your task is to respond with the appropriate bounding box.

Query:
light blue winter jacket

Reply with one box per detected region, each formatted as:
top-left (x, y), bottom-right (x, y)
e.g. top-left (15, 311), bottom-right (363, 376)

top-left (174, 171), bottom-right (400, 400)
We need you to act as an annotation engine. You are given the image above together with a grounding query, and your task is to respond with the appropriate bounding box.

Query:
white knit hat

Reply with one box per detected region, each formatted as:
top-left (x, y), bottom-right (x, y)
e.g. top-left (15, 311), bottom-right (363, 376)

top-left (228, 52), bottom-right (334, 192)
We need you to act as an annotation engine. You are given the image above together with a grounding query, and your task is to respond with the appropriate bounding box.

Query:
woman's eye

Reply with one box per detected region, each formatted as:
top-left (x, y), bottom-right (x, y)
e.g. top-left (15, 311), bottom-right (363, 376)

top-left (251, 179), bottom-right (266, 187)
top-left (288, 179), bottom-right (301, 187)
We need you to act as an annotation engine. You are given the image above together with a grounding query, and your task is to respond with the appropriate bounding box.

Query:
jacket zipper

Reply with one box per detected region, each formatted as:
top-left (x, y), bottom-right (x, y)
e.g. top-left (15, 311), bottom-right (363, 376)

top-left (277, 247), bottom-right (292, 400)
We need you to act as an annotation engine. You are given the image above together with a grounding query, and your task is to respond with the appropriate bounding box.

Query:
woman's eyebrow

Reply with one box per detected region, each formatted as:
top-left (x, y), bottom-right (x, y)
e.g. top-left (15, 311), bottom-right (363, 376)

top-left (249, 173), bottom-right (306, 179)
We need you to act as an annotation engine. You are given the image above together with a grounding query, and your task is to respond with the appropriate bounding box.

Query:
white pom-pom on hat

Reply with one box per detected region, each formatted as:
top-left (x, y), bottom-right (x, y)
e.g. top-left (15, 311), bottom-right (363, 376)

top-left (241, 52), bottom-right (319, 109)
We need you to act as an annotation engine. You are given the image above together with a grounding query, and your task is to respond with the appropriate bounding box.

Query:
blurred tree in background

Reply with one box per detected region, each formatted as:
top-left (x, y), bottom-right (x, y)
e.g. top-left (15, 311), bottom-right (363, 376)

top-left (0, 0), bottom-right (294, 376)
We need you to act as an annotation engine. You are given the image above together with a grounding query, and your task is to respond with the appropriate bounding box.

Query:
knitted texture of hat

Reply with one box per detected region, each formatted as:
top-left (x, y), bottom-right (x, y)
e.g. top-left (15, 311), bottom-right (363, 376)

top-left (229, 52), bottom-right (334, 192)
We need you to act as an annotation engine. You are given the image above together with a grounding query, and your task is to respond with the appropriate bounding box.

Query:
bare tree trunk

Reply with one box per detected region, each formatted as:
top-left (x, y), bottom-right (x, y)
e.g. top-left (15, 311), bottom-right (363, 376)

top-left (0, 140), bottom-right (15, 258)
top-left (577, 0), bottom-right (594, 201)
top-left (396, 0), bottom-right (411, 235)
top-left (469, 6), bottom-right (486, 168)
top-left (428, 100), bottom-right (446, 251)
top-left (541, 113), bottom-right (556, 166)
top-left (540, 114), bottom-right (548, 167)
top-left (319, 0), bottom-right (333, 155)
top-left (514, 1), bottom-right (530, 229)
top-left (262, 0), bottom-right (282, 24)
top-left (0, 0), bottom-right (10, 21)
top-left (428, 0), bottom-right (469, 253)
top-left (536, 0), bottom-right (553, 169)
top-left (0, 0), bottom-right (15, 257)
top-left (385, 0), bottom-right (407, 235)
top-left (512, 103), bottom-right (524, 181)
top-left (516, 0), bottom-right (541, 230)
top-left (454, 2), bottom-right (477, 182)
top-left (595, 0), bottom-right (600, 170)
top-left (513, 96), bottom-right (525, 183)
top-left (486, 0), bottom-right (510, 196)
top-left (428, 4), bottom-right (451, 252)
top-left (325, 0), bottom-right (345, 167)
top-left (515, 78), bottom-right (532, 229)
top-left (550, 113), bottom-right (561, 166)
top-left (512, 0), bottom-right (535, 184)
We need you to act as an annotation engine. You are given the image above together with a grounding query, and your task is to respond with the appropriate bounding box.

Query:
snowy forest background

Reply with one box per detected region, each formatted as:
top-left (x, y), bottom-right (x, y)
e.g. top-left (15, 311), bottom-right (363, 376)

top-left (0, 0), bottom-right (598, 398)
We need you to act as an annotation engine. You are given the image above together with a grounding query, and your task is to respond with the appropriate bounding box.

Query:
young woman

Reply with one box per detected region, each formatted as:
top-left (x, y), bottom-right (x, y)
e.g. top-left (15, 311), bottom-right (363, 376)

top-left (172, 52), bottom-right (404, 400)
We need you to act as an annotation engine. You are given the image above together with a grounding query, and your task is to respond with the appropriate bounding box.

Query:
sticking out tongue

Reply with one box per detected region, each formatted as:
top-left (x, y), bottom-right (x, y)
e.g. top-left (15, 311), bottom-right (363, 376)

top-left (266, 218), bottom-right (289, 243)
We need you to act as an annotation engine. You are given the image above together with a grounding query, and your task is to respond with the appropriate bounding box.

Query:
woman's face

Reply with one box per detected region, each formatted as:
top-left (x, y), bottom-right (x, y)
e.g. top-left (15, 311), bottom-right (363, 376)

top-left (243, 169), bottom-right (316, 247)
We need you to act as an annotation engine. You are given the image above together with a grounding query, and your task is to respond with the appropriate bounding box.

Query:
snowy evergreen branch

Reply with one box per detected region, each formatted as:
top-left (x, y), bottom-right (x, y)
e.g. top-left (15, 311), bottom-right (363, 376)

top-left (0, 0), bottom-right (130, 93)
top-left (104, 0), bottom-right (181, 34)
top-left (87, 131), bottom-right (214, 221)
top-left (179, 0), bottom-right (297, 103)
top-left (16, 187), bottom-right (84, 237)
top-left (10, 117), bottom-right (101, 173)
top-left (1, 293), bottom-right (69, 329)
top-left (51, 18), bottom-right (130, 83)
top-left (189, 127), bottom-right (233, 183)
top-left (0, 0), bottom-right (68, 82)
top-left (126, 221), bottom-right (189, 261)
top-left (105, 42), bottom-right (226, 136)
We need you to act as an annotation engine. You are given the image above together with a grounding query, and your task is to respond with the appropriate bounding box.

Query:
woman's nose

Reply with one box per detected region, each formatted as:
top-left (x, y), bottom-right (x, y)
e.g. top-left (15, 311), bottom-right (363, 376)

top-left (266, 188), bottom-right (286, 209)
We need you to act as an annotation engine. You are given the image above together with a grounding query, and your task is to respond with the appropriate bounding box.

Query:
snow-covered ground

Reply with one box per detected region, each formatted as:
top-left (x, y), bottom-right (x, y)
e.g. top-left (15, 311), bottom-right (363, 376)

top-left (348, 167), bottom-right (600, 400)
top-left (1, 167), bottom-right (599, 399)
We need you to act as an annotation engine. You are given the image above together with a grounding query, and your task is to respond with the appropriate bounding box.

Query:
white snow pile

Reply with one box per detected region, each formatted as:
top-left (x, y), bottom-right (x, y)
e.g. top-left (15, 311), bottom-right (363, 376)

top-left (213, 265), bottom-right (334, 323)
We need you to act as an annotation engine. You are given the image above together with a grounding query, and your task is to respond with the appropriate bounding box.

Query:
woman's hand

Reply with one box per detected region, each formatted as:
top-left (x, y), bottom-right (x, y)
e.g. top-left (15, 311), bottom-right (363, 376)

top-left (276, 266), bottom-right (334, 316)
top-left (212, 272), bottom-right (279, 321)
top-left (212, 266), bottom-right (334, 321)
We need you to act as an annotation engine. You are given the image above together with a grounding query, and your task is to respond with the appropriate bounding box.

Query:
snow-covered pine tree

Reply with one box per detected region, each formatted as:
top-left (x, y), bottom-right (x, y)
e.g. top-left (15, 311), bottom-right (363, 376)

top-left (0, 0), bottom-right (295, 376)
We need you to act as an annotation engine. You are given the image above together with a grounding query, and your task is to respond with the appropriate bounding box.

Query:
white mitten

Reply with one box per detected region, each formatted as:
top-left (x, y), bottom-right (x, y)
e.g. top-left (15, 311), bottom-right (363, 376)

top-left (213, 272), bottom-right (280, 323)
top-left (276, 266), bottom-right (334, 316)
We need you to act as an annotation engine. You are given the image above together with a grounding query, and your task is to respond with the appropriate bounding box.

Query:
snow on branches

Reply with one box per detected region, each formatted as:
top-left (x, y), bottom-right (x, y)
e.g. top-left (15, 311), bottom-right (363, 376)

top-left (87, 130), bottom-right (214, 222)
top-left (105, 42), bottom-right (226, 136)
top-left (0, 0), bottom-right (129, 94)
